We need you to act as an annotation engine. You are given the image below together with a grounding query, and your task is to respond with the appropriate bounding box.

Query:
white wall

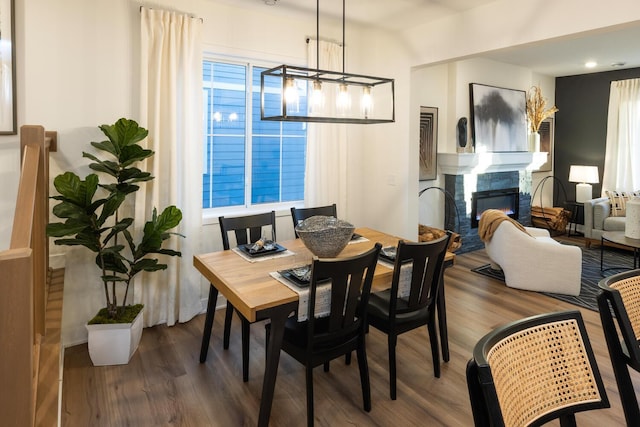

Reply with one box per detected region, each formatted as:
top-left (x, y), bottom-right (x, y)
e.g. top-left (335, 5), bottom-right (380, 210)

top-left (0, 140), bottom-right (19, 250)
top-left (7, 0), bottom-right (632, 345)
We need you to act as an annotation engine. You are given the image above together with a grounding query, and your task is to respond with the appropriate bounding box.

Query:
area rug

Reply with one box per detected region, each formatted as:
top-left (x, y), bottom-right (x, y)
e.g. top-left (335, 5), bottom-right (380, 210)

top-left (471, 244), bottom-right (637, 311)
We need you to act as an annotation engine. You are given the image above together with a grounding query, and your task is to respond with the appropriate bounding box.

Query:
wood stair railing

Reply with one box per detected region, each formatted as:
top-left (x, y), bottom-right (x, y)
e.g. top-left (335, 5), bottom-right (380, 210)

top-left (0, 126), bottom-right (58, 426)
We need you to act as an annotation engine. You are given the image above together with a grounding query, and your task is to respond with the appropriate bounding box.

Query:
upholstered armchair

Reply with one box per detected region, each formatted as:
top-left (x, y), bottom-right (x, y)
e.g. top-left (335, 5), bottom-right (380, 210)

top-left (482, 217), bottom-right (582, 296)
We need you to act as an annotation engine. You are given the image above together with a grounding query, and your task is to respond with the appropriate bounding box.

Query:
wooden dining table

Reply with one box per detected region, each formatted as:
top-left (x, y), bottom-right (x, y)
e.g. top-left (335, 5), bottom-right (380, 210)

top-left (194, 227), bottom-right (455, 427)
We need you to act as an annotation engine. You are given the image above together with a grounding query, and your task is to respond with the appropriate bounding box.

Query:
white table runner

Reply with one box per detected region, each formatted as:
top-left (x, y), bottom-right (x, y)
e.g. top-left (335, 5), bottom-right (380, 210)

top-left (348, 235), bottom-right (369, 244)
top-left (270, 272), bottom-right (331, 321)
top-left (376, 259), bottom-right (413, 298)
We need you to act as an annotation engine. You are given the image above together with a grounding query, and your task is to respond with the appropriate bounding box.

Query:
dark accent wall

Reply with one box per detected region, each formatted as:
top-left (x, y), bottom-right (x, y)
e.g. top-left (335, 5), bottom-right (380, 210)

top-left (555, 68), bottom-right (640, 201)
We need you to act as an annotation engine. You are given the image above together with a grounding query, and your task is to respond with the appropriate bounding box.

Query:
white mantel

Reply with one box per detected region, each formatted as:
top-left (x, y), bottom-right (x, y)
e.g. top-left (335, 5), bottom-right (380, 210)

top-left (438, 152), bottom-right (548, 175)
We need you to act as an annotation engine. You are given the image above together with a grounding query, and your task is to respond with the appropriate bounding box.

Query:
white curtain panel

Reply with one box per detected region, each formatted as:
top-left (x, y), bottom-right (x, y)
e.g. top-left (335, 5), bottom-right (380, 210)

top-left (305, 40), bottom-right (348, 211)
top-left (137, 7), bottom-right (203, 327)
top-left (602, 78), bottom-right (640, 193)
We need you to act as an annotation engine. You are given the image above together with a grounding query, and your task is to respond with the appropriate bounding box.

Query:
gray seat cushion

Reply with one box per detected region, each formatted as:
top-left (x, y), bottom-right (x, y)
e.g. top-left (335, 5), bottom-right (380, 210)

top-left (604, 216), bottom-right (627, 232)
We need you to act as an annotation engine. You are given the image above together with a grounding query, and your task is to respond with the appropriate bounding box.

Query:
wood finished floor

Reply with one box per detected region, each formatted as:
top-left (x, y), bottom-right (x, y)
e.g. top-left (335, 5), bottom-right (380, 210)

top-left (62, 241), bottom-right (637, 426)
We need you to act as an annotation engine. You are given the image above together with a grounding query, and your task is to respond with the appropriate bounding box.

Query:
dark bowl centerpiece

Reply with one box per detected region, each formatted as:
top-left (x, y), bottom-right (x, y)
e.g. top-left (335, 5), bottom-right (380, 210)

top-left (295, 215), bottom-right (355, 258)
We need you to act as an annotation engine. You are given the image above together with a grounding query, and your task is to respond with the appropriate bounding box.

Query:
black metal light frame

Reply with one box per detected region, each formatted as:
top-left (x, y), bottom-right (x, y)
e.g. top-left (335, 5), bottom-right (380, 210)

top-left (259, 0), bottom-right (395, 124)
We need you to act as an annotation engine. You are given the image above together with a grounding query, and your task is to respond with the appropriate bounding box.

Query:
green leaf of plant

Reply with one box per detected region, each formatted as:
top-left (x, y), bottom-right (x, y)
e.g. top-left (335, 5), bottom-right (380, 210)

top-left (156, 248), bottom-right (182, 257)
top-left (130, 258), bottom-right (168, 276)
top-left (119, 167), bottom-right (153, 184)
top-left (97, 192), bottom-right (125, 225)
top-left (101, 244), bottom-right (126, 256)
top-left (123, 228), bottom-right (136, 254)
top-left (51, 201), bottom-right (88, 219)
top-left (53, 236), bottom-right (100, 252)
top-left (53, 172), bottom-right (99, 207)
top-left (120, 145), bottom-right (154, 167)
top-left (102, 218), bottom-right (133, 244)
top-left (99, 118), bottom-right (148, 153)
top-left (90, 140), bottom-right (118, 157)
top-left (97, 251), bottom-right (128, 274)
top-left (87, 158), bottom-right (120, 177)
top-left (46, 222), bottom-right (88, 237)
top-left (156, 206), bottom-right (183, 232)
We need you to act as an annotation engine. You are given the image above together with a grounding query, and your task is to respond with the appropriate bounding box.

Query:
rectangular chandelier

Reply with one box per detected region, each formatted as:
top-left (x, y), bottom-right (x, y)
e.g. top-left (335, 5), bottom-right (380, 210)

top-left (260, 65), bottom-right (395, 124)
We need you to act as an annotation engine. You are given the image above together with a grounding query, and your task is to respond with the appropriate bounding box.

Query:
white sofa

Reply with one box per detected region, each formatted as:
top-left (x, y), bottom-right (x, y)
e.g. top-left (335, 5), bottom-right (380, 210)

top-left (484, 220), bottom-right (582, 296)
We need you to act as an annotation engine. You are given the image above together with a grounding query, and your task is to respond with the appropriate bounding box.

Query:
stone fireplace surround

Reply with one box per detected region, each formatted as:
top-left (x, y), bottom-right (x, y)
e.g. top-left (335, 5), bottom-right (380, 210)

top-left (438, 152), bottom-right (546, 254)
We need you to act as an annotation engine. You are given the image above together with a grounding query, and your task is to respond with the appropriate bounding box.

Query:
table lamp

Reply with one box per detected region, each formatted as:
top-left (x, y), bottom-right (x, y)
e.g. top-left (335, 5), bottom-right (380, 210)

top-left (569, 165), bottom-right (599, 203)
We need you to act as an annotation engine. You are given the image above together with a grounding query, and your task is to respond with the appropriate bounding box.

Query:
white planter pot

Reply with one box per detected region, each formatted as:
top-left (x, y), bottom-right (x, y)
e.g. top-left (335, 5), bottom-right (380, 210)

top-left (86, 308), bottom-right (144, 366)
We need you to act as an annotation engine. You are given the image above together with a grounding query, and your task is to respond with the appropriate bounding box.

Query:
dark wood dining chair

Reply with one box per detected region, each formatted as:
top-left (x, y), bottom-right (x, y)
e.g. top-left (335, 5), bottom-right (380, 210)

top-left (466, 310), bottom-right (609, 426)
top-left (366, 233), bottom-right (450, 400)
top-left (290, 203), bottom-right (337, 237)
top-left (217, 211), bottom-right (276, 382)
top-left (597, 269), bottom-right (640, 426)
top-left (266, 243), bottom-right (381, 427)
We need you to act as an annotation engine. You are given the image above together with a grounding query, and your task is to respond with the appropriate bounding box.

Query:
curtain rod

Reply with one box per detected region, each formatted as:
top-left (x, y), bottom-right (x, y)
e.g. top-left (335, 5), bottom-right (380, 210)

top-left (139, 5), bottom-right (203, 23)
top-left (305, 37), bottom-right (343, 47)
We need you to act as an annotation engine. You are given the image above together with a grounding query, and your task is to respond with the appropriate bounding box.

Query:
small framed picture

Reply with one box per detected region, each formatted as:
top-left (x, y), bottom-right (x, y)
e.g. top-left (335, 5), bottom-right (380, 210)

top-left (536, 118), bottom-right (554, 172)
top-left (419, 106), bottom-right (438, 181)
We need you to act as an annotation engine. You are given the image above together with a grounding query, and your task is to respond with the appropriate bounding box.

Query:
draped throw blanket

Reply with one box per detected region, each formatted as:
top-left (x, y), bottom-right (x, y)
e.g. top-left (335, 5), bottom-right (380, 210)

top-left (478, 209), bottom-right (530, 242)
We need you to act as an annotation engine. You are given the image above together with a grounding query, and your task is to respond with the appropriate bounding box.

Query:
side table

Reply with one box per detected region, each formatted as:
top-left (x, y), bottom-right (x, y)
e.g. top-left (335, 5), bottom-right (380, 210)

top-left (565, 201), bottom-right (584, 237)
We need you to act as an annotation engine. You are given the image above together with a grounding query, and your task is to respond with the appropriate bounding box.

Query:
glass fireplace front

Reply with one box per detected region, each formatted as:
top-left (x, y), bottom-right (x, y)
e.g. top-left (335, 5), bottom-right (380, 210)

top-left (471, 188), bottom-right (520, 228)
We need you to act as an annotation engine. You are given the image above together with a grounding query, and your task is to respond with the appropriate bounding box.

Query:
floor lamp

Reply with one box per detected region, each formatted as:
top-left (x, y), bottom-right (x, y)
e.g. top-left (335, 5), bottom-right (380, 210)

top-left (569, 165), bottom-right (599, 203)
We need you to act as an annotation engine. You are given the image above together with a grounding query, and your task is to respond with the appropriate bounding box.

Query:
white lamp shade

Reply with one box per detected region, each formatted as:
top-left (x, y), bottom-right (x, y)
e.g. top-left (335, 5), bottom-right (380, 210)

top-left (569, 165), bottom-right (599, 184)
top-left (569, 165), bottom-right (599, 203)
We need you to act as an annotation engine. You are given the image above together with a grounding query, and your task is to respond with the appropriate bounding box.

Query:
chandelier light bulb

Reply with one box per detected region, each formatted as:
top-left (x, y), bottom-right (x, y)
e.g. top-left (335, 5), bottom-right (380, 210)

top-left (336, 83), bottom-right (351, 114)
top-left (310, 80), bottom-right (324, 112)
top-left (284, 77), bottom-right (300, 112)
top-left (361, 86), bottom-right (373, 118)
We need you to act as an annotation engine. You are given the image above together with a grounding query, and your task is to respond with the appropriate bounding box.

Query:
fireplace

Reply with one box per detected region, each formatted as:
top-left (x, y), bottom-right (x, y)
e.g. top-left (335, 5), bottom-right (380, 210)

top-left (443, 171), bottom-right (532, 254)
top-left (471, 187), bottom-right (520, 228)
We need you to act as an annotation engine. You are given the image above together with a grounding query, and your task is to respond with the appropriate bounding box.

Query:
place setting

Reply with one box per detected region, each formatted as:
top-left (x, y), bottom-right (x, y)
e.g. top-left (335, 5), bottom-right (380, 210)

top-left (231, 237), bottom-right (295, 263)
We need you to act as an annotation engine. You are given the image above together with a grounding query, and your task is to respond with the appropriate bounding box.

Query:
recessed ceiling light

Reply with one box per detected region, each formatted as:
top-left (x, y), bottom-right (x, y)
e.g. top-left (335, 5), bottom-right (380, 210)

top-left (585, 61), bottom-right (598, 68)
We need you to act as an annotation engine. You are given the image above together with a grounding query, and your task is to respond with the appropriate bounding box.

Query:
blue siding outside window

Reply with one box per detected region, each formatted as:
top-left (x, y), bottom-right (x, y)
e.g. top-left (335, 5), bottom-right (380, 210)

top-left (203, 59), bottom-right (307, 209)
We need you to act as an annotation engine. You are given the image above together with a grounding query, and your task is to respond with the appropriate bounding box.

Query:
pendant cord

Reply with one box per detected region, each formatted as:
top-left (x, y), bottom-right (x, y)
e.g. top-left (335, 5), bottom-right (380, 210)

top-left (342, 0), bottom-right (346, 75)
top-left (316, 0), bottom-right (320, 71)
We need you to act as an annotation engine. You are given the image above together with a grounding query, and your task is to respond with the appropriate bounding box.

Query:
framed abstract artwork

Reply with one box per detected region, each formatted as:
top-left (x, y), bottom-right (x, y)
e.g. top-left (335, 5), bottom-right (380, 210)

top-left (0, 0), bottom-right (16, 134)
top-left (469, 83), bottom-right (527, 152)
top-left (419, 106), bottom-right (438, 181)
top-left (536, 117), bottom-right (554, 172)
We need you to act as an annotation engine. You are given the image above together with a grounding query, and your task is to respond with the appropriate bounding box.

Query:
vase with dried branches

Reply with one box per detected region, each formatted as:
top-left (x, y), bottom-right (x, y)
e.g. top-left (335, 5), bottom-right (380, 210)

top-left (526, 86), bottom-right (558, 152)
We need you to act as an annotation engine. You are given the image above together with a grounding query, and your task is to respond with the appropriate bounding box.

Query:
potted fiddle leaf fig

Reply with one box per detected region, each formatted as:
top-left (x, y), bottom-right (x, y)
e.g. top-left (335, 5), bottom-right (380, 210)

top-left (46, 118), bottom-right (183, 365)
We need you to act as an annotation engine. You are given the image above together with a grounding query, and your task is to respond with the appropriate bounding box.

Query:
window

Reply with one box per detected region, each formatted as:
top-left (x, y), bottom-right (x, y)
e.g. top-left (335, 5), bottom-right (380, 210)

top-left (202, 59), bottom-right (307, 210)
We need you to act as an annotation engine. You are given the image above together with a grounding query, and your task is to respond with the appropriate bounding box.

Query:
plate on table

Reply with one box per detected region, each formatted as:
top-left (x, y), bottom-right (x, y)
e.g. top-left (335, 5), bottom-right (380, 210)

top-left (238, 242), bottom-right (286, 258)
top-left (278, 265), bottom-right (330, 288)
top-left (379, 246), bottom-right (412, 264)
top-left (379, 246), bottom-right (398, 263)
